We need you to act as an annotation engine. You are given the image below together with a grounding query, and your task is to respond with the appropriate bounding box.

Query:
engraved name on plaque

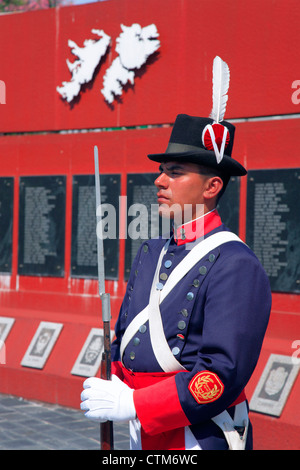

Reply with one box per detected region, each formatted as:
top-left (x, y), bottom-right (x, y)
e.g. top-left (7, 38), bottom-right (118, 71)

top-left (246, 169), bottom-right (300, 293)
top-left (18, 176), bottom-right (66, 277)
top-left (71, 174), bottom-right (120, 280)
top-left (125, 173), bottom-right (161, 280)
top-left (0, 177), bottom-right (14, 273)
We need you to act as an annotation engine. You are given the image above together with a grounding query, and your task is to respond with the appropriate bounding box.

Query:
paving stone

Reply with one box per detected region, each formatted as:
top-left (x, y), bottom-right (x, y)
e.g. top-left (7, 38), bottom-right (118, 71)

top-left (0, 393), bottom-right (130, 450)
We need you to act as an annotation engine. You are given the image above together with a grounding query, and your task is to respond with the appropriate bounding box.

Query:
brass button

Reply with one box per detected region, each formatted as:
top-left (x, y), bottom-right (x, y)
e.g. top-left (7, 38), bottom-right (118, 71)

top-left (180, 308), bottom-right (188, 317)
top-left (156, 282), bottom-right (164, 290)
top-left (172, 347), bottom-right (180, 356)
top-left (164, 260), bottom-right (172, 268)
top-left (209, 253), bottom-right (216, 263)
top-left (139, 324), bottom-right (147, 333)
top-left (143, 244), bottom-right (148, 252)
top-left (192, 279), bottom-right (200, 287)
top-left (186, 292), bottom-right (194, 301)
top-left (133, 337), bottom-right (140, 346)
top-left (160, 272), bottom-right (168, 281)
top-left (129, 352), bottom-right (135, 360)
top-left (199, 266), bottom-right (207, 275)
top-left (178, 320), bottom-right (186, 330)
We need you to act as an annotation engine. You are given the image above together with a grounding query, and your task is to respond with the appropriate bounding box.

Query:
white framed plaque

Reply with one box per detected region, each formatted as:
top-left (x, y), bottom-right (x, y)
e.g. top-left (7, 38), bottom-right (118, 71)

top-left (0, 317), bottom-right (15, 342)
top-left (21, 321), bottom-right (63, 369)
top-left (71, 327), bottom-right (114, 377)
top-left (249, 354), bottom-right (300, 417)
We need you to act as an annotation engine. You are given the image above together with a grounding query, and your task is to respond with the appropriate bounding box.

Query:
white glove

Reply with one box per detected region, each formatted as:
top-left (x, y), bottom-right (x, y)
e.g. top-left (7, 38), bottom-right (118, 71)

top-left (80, 374), bottom-right (136, 423)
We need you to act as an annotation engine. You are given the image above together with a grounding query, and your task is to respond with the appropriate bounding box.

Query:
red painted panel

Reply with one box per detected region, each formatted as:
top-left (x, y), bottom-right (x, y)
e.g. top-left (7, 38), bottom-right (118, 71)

top-left (0, 0), bottom-right (300, 132)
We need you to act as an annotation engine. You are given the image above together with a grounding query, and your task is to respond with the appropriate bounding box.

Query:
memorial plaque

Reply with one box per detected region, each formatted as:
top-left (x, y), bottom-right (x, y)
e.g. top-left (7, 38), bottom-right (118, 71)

top-left (125, 173), bottom-right (162, 280)
top-left (246, 169), bottom-right (300, 293)
top-left (21, 321), bottom-right (63, 369)
top-left (71, 174), bottom-right (120, 280)
top-left (71, 327), bottom-right (114, 377)
top-left (18, 176), bottom-right (66, 277)
top-left (0, 317), bottom-right (15, 343)
top-left (217, 176), bottom-right (240, 235)
top-left (0, 177), bottom-right (14, 274)
top-left (249, 354), bottom-right (300, 417)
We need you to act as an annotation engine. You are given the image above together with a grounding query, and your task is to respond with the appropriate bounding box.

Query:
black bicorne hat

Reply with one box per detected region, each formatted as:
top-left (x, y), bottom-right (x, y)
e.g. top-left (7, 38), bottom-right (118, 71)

top-left (148, 114), bottom-right (247, 177)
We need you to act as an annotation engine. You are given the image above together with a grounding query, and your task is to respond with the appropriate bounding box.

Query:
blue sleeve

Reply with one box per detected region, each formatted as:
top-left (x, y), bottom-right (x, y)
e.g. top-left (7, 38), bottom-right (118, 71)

top-left (175, 244), bottom-right (272, 423)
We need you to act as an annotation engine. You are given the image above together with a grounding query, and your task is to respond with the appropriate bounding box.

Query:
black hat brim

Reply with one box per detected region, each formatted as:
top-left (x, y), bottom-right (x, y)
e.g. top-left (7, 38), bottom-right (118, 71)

top-left (148, 149), bottom-right (247, 177)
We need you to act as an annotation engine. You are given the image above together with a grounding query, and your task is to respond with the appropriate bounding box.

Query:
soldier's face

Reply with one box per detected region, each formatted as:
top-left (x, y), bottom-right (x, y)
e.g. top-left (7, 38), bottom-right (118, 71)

top-left (154, 161), bottom-right (209, 221)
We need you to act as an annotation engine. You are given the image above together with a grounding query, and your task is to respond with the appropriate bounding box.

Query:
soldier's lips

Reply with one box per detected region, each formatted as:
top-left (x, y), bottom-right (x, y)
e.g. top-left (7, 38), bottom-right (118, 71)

top-left (157, 197), bottom-right (170, 204)
top-left (157, 193), bottom-right (170, 204)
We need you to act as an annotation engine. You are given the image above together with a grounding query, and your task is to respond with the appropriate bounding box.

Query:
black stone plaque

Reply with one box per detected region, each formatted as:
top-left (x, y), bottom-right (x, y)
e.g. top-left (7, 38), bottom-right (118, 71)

top-left (246, 169), bottom-right (300, 293)
top-left (71, 174), bottom-right (120, 280)
top-left (217, 176), bottom-right (240, 235)
top-left (125, 173), bottom-right (161, 280)
top-left (18, 176), bottom-right (66, 277)
top-left (0, 177), bottom-right (14, 273)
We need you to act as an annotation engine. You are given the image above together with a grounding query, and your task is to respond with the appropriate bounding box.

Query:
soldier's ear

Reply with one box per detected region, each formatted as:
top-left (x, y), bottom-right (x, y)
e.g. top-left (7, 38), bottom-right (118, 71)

top-left (203, 176), bottom-right (223, 201)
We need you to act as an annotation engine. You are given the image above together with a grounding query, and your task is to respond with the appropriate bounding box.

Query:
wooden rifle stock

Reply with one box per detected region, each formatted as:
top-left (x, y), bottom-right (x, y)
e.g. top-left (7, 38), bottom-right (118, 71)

top-left (100, 322), bottom-right (114, 450)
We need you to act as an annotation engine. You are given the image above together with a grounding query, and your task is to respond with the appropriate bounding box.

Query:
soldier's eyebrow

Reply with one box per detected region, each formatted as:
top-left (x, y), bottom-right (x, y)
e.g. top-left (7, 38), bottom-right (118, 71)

top-left (159, 163), bottom-right (185, 172)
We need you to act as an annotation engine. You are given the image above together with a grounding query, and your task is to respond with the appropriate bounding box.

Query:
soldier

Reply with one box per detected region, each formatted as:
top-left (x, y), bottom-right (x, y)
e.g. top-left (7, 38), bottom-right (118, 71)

top-left (80, 113), bottom-right (272, 450)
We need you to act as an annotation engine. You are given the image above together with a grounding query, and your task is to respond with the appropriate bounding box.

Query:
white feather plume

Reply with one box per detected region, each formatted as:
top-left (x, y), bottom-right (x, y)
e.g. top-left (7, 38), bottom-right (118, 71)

top-left (209, 56), bottom-right (230, 123)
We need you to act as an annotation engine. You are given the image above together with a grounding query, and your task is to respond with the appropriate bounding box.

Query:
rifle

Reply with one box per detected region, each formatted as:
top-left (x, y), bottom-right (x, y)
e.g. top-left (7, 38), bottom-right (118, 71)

top-left (94, 145), bottom-right (114, 450)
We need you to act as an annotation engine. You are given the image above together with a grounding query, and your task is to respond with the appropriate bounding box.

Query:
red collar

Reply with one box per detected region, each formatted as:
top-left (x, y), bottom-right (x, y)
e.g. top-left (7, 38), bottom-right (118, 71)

top-left (173, 209), bottom-right (222, 245)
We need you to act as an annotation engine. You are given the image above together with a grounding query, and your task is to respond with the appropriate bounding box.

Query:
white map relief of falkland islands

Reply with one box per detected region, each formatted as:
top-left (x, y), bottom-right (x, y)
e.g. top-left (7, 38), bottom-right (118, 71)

top-left (56, 24), bottom-right (160, 105)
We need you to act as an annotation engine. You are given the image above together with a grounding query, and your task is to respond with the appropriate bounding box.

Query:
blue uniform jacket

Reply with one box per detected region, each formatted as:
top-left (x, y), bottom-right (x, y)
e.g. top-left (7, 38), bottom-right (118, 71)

top-left (111, 224), bottom-right (272, 449)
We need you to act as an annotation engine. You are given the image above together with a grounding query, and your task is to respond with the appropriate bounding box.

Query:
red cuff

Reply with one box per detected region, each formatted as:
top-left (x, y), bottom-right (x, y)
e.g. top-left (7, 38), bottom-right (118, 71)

top-left (133, 375), bottom-right (190, 436)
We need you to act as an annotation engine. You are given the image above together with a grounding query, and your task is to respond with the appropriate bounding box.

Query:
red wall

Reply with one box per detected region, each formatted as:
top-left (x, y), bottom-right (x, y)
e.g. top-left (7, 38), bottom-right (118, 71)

top-left (0, 0), bottom-right (299, 450)
top-left (1, 0), bottom-right (300, 132)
